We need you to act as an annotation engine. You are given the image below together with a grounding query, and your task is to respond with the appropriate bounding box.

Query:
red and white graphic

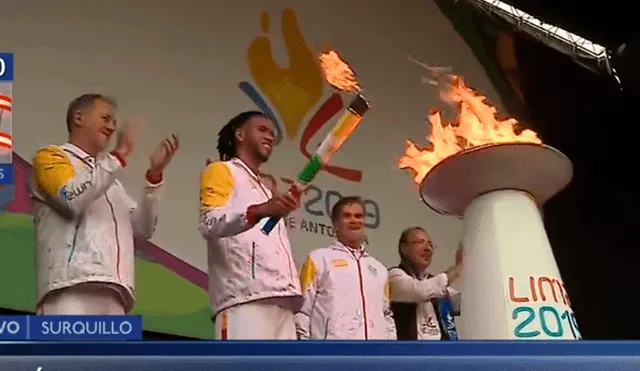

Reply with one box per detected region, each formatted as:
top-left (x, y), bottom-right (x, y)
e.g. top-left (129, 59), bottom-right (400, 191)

top-left (0, 132), bottom-right (11, 149)
top-left (0, 94), bottom-right (11, 112)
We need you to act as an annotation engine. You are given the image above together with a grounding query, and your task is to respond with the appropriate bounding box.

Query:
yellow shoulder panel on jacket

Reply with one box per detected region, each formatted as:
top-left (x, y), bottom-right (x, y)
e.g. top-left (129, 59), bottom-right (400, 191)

top-left (384, 279), bottom-right (390, 300)
top-left (299, 255), bottom-right (317, 293)
top-left (200, 161), bottom-right (234, 211)
top-left (33, 146), bottom-right (75, 197)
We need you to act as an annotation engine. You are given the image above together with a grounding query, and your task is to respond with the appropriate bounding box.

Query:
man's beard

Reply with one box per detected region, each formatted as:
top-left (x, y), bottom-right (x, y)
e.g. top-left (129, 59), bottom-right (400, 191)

top-left (252, 147), bottom-right (269, 163)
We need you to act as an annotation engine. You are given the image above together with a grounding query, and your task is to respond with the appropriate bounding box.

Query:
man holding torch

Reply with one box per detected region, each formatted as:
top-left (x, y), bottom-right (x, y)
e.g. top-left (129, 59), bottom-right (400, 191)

top-left (199, 110), bottom-right (303, 339)
top-left (200, 50), bottom-right (372, 339)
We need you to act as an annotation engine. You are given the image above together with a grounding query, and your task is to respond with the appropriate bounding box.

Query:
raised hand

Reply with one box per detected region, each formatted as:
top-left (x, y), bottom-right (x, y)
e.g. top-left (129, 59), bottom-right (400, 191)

top-left (114, 115), bottom-right (144, 160)
top-left (149, 134), bottom-right (179, 176)
top-left (455, 243), bottom-right (463, 267)
top-left (444, 244), bottom-right (464, 285)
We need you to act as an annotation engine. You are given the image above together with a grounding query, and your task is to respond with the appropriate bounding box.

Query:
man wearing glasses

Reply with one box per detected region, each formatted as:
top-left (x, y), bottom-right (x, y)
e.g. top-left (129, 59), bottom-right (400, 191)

top-left (389, 226), bottom-right (462, 340)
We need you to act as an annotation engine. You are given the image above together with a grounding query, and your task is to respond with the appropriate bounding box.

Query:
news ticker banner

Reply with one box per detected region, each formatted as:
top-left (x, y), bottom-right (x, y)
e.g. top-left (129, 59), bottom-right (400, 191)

top-left (0, 52), bottom-right (14, 185)
top-left (1, 340), bottom-right (639, 355)
top-left (0, 355), bottom-right (638, 371)
top-left (0, 315), bottom-right (142, 341)
top-left (0, 343), bottom-right (639, 371)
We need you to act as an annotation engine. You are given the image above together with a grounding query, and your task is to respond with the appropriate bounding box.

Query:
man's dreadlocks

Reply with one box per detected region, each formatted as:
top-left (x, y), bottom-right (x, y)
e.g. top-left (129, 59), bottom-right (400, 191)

top-left (217, 111), bottom-right (267, 161)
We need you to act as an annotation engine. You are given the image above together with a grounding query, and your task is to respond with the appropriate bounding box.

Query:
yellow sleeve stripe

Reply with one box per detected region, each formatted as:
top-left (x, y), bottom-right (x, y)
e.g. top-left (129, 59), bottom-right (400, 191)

top-left (299, 256), bottom-right (317, 293)
top-left (33, 146), bottom-right (75, 198)
top-left (384, 280), bottom-right (390, 300)
top-left (200, 161), bottom-right (234, 211)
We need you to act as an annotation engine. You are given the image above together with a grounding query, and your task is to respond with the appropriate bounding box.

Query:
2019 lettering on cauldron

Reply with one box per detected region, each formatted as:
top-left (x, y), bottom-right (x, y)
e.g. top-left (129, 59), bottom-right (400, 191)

top-left (0, 1), bottom-right (503, 339)
top-left (508, 275), bottom-right (581, 340)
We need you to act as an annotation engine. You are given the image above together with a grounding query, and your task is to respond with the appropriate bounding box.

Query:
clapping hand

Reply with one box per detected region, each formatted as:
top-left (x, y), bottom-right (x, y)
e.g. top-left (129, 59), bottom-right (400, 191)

top-left (148, 134), bottom-right (179, 176)
top-left (114, 115), bottom-right (145, 160)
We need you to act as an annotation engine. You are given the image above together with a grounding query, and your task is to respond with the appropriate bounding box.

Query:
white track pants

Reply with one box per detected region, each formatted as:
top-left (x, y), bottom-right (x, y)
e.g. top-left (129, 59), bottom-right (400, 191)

top-left (37, 283), bottom-right (126, 315)
top-left (214, 299), bottom-right (297, 340)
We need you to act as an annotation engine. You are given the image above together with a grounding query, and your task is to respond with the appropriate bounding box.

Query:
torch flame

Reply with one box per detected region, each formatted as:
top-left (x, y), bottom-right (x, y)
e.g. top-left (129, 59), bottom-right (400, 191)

top-left (319, 50), bottom-right (361, 93)
top-left (399, 70), bottom-right (541, 186)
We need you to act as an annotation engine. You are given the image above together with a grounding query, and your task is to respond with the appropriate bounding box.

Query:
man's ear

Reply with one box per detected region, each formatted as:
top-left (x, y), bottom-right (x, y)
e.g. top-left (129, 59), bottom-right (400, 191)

top-left (235, 127), bottom-right (244, 143)
top-left (73, 111), bottom-right (83, 129)
top-left (398, 243), bottom-right (408, 259)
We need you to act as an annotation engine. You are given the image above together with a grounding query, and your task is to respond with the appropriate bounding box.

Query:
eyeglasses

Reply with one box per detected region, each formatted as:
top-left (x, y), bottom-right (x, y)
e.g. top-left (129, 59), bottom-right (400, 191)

top-left (408, 239), bottom-right (435, 250)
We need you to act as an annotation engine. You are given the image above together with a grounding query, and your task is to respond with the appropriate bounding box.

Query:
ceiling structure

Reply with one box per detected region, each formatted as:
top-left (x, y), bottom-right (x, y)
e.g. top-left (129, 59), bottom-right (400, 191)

top-left (500, 0), bottom-right (640, 47)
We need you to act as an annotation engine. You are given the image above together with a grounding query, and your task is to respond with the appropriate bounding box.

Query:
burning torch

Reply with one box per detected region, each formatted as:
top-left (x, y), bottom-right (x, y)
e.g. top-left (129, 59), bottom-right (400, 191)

top-left (261, 51), bottom-right (370, 235)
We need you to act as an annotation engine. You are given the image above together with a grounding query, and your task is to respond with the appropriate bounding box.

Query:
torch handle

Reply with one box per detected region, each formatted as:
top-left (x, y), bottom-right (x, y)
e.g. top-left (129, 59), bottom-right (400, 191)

top-left (259, 216), bottom-right (280, 235)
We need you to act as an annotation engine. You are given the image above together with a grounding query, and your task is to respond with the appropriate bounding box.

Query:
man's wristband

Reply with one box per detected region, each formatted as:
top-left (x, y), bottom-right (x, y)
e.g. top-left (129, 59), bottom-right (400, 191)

top-left (246, 205), bottom-right (259, 225)
top-left (145, 170), bottom-right (163, 185)
top-left (110, 151), bottom-right (127, 167)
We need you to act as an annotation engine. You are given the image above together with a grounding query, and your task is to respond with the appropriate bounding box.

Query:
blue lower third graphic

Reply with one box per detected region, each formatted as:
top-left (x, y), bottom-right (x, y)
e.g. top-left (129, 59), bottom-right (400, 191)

top-left (0, 315), bottom-right (142, 340)
top-left (0, 355), bottom-right (639, 371)
top-left (0, 341), bottom-right (639, 371)
top-left (0, 163), bottom-right (13, 185)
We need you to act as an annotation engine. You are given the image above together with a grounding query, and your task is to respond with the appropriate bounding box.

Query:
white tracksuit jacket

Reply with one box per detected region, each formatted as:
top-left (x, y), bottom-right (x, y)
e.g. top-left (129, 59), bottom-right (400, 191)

top-left (31, 143), bottom-right (162, 312)
top-left (295, 241), bottom-right (397, 340)
top-left (199, 158), bottom-right (302, 317)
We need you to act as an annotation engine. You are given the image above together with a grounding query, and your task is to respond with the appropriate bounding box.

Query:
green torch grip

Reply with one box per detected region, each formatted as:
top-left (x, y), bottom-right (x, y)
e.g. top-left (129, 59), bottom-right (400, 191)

top-left (261, 155), bottom-right (324, 235)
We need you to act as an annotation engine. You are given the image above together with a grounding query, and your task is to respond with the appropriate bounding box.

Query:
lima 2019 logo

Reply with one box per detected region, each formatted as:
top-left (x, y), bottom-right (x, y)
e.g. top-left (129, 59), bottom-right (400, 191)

top-left (237, 8), bottom-right (381, 232)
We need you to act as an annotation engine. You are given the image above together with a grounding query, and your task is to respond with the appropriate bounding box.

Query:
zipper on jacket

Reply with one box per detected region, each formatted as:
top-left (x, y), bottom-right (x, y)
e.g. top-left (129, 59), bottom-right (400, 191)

top-left (236, 159), bottom-right (295, 284)
top-left (356, 257), bottom-right (369, 339)
top-left (67, 218), bottom-right (83, 263)
top-left (251, 242), bottom-right (256, 279)
top-left (104, 194), bottom-right (122, 281)
top-left (324, 318), bottom-right (330, 339)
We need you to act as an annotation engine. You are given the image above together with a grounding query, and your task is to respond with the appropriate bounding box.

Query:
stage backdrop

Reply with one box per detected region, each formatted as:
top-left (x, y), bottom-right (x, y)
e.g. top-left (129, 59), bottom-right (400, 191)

top-left (0, 0), bottom-right (506, 339)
